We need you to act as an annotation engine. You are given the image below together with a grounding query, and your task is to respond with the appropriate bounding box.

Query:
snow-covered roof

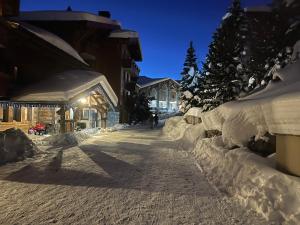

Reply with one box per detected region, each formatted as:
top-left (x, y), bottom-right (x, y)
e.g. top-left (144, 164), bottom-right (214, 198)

top-left (18, 11), bottom-right (121, 27)
top-left (137, 76), bottom-right (180, 89)
top-left (284, 0), bottom-right (298, 7)
top-left (109, 29), bottom-right (142, 61)
top-left (12, 70), bottom-right (118, 107)
top-left (244, 5), bottom-right (273, 13)
top-left (19, 22), bottom-right (87, 65)
top-left (109, 30), bottom-right (139, 39)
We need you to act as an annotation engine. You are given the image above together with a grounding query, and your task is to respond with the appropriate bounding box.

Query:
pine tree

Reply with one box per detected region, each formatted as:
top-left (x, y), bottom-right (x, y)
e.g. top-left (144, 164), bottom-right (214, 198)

top-left (180, 41), bottom-right (199, 112)
top-left (197, 0), bottom-right (246, 111)
top-left (238, 0), bottom-right (300, 91)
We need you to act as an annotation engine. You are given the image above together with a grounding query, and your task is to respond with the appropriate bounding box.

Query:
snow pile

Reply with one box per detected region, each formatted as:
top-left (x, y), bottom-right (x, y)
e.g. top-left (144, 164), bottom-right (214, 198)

top-left (41, 129), bottom-right (99, 147)
top-left (0, 128), bottom-right (38, 165)
top-left (163, 116), bottom-right (192, 140)
top-left (196, 58), bottom-right (300, 148)
top-left (163, 59), bottom-right (300, 223)
top-left (103, 124), bottom-right (130, 132)
top-left (184, 107), bottom-right (202, 119)
top-left (192, 137), bottom-right (300, 224)
top-left (163, 116), bottom-right (300, 224)
top-left (183, 90), bottom-right (193, 99)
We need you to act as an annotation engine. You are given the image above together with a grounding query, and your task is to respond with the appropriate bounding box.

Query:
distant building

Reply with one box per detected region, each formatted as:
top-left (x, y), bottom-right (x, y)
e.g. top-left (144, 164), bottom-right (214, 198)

top-left (137, 76), bottom-right (180, 113)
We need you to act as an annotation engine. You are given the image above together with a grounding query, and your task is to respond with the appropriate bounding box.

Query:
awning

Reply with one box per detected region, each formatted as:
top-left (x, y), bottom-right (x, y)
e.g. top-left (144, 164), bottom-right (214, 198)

top-left (12, 70), bottom-right (118, 108)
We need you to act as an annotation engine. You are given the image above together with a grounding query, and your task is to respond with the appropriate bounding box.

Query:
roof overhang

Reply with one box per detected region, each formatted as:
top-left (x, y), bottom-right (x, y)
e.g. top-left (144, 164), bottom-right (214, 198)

top-left (138, 78), bottom-right (180, 89)
top-left (109, 30), bottom-right (142, 61)
top-left (18, 21), bottom-right (88, 66)
top-left (17, 11), bottom-right (121, 28)
top-left (12, 70), bottom-right (118, 108)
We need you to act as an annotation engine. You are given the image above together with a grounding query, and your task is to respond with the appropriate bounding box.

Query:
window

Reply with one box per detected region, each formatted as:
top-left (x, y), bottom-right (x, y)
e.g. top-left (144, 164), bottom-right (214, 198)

top-left (159, 85), bottom-right (168, 101)
top-left (170, 90), bottom-right (177, 102)
top-left (150, 88), bottom-right (157, 99)
top-left (82, 109), bottom-right (89, 120)
top-left (13, 107), bottom-right (21, 122)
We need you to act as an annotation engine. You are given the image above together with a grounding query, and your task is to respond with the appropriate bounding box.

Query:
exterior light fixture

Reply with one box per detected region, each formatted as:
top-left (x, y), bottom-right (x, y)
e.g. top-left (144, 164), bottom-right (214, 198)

top-left (79, 98), bottom-right (87, 104)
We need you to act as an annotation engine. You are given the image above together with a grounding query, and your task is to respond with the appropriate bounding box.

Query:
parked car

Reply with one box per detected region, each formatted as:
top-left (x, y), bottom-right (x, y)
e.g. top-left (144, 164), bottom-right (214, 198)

top-left (28, 123), bottom-right (47, 135)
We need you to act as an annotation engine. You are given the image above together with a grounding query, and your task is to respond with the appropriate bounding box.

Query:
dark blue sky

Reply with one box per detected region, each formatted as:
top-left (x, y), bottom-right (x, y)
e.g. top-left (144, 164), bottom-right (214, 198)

top-left (21, 0), bottom-right (271, 80)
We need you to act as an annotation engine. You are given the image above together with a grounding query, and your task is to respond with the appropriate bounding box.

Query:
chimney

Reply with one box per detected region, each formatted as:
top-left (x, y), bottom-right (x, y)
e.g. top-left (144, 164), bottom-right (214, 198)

top-left (98, 11), bottom-right (111, 18)
top-left (66, 6), bottom-right (72, 11)
top-left (0, 0), bottom-right (20, 17)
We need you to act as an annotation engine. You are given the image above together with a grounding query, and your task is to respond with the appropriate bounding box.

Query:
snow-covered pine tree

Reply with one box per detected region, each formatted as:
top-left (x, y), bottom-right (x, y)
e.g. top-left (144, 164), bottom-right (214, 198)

top-left (197, 0), bottom-right (246, 111)
top-left (180, 41), bottom-right (199, 112)
top-left (262, 0), bottom-right (300, 83)
top-left (242, 7), bottom-right (284, 91)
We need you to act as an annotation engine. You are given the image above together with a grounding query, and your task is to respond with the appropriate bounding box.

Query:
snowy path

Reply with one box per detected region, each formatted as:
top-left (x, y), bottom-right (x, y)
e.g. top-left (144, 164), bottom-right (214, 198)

top-left (0, 128), bottom-right (267, 225)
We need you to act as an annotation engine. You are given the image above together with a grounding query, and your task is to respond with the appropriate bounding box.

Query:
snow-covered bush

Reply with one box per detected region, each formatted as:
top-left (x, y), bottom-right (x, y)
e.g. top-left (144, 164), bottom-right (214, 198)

top-left (0, 128), bottom-right (38, 165)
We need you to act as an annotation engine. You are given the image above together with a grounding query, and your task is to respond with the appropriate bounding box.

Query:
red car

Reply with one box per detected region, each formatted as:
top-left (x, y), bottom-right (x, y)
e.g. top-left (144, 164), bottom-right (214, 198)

top-left (28, 123), bottom-right (47, 135)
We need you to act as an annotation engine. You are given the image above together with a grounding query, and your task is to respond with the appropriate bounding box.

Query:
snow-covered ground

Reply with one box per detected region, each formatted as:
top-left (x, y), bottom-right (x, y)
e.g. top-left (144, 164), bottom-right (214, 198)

top-left (29, 124), bottom-right (130, 146)
top-left (0, 128), bottom-right (267, 225)
top-left (163, 82), bottom-right (300, 225)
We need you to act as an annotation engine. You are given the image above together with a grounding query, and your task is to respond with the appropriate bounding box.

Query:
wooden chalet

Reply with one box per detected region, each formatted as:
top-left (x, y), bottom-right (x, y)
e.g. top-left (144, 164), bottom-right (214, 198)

top-left (136, 76), bottom-right (180, 113)
top-left (17, 9), bottom-right (143, 123)
top-left (0, 1), bottom-right (119, 133)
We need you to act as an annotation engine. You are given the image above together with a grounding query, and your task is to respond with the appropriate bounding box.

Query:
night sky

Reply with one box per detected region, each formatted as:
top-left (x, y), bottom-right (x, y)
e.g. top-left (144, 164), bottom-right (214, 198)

top-left (21, 0), bottom-right (271, 80)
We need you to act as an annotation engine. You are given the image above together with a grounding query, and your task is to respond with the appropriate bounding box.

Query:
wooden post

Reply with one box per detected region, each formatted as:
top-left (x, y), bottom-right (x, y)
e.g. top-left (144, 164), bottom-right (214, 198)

top-left (7, 106), bottom-right (13, 122)
top-left (276, 134), bottom-right (300, 177)
top-left (59, 105), bottom-right (66, 133)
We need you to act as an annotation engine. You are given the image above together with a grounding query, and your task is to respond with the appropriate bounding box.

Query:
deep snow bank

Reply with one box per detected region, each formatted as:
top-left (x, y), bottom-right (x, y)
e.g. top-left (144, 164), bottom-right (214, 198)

top-left (163, 119), bottom-right (300, 224)
top-left (192, 59), bottom-right (300, 148)
top-left (193, 137), bottom-right (300, 225)
top-left (0, 128), bottom-right (38, 165)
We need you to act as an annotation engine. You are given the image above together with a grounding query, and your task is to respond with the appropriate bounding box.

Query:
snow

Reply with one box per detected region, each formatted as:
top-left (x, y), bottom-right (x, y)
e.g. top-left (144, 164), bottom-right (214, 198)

top-left (19, 11), bottom-right (120, 27)
top-left (163, 118), bottom-right (300, 224)
top-left (20, 22), bottom-right (87, 65)
top-left (222, 12), bottom-right (232, 20)
top-left (248, 77), bottom-right (256, 87)
top-left (0, 129), bottom-right (267, 224)
top-left (36, 129), bottom-right (99, 146)
top-left (0, 129), bottom-right (37, 165)
top-left (163, 116), bottom-right (191, 140)
top-left (184, 107), bottom-right (202, 118)
top-left (199, 58), bottom-right (300, 147)
top-left (163, 58), bottom-right (300, 224)
top-left (284, 0), bottom-right (298, 7)
top-left (183, 90), bottom-right (193, 99)
top-left (13, 70), bottom-right (118, 107)
top-left (292, 40), bottom-right (300, 61)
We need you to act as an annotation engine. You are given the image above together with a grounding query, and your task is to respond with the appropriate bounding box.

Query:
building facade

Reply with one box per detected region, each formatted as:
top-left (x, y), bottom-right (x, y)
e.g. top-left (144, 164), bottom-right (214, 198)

top-left (0, 1), bottom-right (120, 133)
top-left (137, 76), bottom-right (180, 113)
top-left (18, 10), bottom-right (142, 123)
